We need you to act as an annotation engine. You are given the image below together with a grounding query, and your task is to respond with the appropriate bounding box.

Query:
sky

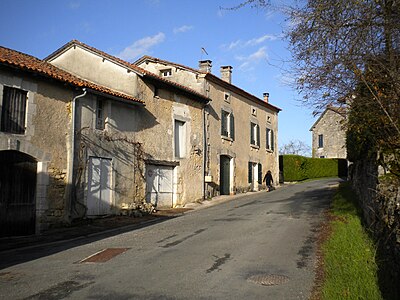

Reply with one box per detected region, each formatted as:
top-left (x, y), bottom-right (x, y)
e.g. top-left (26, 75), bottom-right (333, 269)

top-left (0, 0), bottom-right (316, 151)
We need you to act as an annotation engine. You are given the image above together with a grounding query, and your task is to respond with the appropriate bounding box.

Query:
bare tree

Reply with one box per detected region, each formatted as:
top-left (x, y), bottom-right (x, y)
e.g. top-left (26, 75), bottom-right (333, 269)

top-left (279, 139), bottom-right (311, 156)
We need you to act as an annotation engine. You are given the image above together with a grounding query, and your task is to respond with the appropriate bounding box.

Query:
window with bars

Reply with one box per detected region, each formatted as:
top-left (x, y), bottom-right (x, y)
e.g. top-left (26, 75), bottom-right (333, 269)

top-left (1, 86), bottom-right (27, 134)
top-left (221, 109), bottom-right (235, 140)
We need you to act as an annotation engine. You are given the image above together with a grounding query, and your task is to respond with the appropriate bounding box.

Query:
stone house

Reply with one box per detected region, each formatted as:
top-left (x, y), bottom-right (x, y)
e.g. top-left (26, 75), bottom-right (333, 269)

top-left (0, 46), bottom-right (144, 236)
top-left (135, 57), bottom-right (281, 196)
top-left (45, 40), bottom-right (210, 211)
top-left (310, 106), bottom-right (347, 158)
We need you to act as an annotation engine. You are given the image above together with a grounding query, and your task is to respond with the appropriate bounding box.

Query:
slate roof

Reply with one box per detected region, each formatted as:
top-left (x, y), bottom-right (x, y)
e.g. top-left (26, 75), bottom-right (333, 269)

top-left (0, 45), bottom-right (144, 104)
top-left (45, 40), bottom-right (210, 104)
top-left (134, 55), bottom-right (282, 113)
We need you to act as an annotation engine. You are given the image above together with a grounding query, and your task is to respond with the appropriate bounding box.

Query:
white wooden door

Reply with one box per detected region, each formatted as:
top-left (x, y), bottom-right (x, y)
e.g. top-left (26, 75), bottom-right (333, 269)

top-left (146, 165), bottom-right (173, 208)
top-left (87, 157), bottom-right (112, 216)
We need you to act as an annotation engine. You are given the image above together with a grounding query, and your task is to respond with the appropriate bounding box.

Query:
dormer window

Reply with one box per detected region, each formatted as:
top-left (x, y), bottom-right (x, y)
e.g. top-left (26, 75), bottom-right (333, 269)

top-left (160, 68), bottom-right (172, 77)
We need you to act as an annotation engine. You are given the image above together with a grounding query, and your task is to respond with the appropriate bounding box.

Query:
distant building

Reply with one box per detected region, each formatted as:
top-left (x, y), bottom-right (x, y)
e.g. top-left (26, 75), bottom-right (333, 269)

top-left (310, 106), bottom-right (347, 159)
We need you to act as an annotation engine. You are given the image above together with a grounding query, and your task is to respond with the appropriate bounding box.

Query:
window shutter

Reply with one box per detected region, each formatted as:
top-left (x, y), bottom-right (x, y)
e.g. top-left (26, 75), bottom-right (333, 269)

top-left (256, 124), bottom-right (260, 146)
top-left (248, 162), bottom-right (253, 183)
top-left (250, 123), bottom-right (254, 144)
top-left (271, 130), bottom-right (275, 151)
top-left (221, 110), bottom-right (228, 136)
top-left (258, 163), bottom-right (262, 184)
top-left (230, 113), bottom-right (235, 140)
top-left (266, 128), bottom-right (270, 149)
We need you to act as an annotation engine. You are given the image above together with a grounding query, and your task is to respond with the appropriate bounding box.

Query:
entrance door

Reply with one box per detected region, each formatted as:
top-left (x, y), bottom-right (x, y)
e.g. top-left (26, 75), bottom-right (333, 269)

top-left (87, 157), bottom-right (112, 216)
top-left (146, 165), bottom-right (173, 208)
top-left (0, 150), bottom-right (37, 237)
top-left (220, 155), bottom-right (230, 195)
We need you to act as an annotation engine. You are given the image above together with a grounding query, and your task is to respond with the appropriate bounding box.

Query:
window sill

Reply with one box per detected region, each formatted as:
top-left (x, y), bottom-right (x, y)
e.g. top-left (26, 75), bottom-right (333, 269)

top-left (266, 148), bottom-right (274, 153)
top-left (221, 135), bottom-right (233, 142)
top-left (250, 144), bottom-right (260, 150)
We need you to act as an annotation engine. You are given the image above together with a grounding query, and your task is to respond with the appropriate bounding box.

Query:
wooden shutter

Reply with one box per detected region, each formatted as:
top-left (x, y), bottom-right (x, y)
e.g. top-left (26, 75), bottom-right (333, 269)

top-left (248, 162), bottom-right (253, 183)
top-left (221, 110), bottom-right (228, 136)
top-left (250, 123), bottom-right (255, 144)
top-left (271, 130), bottom-right (275, 151)
top-left (256, 124), bottom-right (260, 146)
top-left (258, 163), bottom-right (262, 184)
top-left (229, 113), bottom-right (235, 140)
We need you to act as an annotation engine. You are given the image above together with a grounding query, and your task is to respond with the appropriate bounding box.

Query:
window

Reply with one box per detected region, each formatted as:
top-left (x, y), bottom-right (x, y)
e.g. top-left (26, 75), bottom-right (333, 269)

top-left (160, 69), bottom-right (172, 77)
top-left (221, 110), bottom-right (235, 140)
top-left (251, 106), bottom-right (257, 116)
top-left (96, 99), bottom-right (105, 130)
top-left (250, 122), bottom-right (260, 147)
top-left (266, 128), bottom-right (275, 151)
top-left (174, 120), bottom-right (186, 158)
top-left (154, 86), bottom-right (159, 98)
top-left (258, 163), bottom-right (262, 184)
top-left (318, 134), bottom-right (324, 148)
top-left (1, 86), bottom-right (27, 134)
top-left (224, 92), bottom-right (231, 103)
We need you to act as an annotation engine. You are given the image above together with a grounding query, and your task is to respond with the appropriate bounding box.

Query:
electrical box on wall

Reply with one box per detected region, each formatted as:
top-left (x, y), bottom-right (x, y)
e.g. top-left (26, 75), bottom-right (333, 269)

top-left (205, 175), bottom-right (213, 183)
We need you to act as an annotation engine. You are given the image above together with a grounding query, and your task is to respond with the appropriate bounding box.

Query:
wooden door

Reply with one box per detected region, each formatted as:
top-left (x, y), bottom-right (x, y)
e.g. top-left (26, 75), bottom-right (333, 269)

top-left (87, 157), bottom-right (112, 216)
top-left (220, 155), bottom-right (230, 195)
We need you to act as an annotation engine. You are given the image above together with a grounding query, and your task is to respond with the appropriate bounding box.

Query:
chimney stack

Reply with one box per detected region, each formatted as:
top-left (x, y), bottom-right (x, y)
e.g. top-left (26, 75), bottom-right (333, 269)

top-left (199, 60), bottom-right (212, 73)
top-left (220, 66), bottom-right (232, 84)
top-left (263, 92), bottom-right (270, 103)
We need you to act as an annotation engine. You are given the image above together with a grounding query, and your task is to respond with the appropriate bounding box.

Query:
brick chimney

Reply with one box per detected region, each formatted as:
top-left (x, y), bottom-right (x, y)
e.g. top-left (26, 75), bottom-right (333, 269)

top-left (220, 66), bottom-right (232, 84)
top-left (263, 92), bottom-right (270, 103)
top-left (199, 60), bottom-right (212, 73)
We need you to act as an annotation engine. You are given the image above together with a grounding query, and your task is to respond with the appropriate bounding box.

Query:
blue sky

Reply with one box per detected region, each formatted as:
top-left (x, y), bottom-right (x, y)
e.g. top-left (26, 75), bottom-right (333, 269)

top-left (0, 0), bottom-right (315, 150)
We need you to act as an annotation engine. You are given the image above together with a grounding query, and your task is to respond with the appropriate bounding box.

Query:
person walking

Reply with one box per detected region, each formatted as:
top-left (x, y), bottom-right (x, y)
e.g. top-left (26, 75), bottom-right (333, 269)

top-left (263, 170), bottom-right (274, 192)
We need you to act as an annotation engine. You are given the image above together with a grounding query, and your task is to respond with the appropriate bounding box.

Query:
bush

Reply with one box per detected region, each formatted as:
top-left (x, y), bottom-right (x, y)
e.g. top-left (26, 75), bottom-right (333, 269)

top-left (280, 155), bottom-right (347, 182)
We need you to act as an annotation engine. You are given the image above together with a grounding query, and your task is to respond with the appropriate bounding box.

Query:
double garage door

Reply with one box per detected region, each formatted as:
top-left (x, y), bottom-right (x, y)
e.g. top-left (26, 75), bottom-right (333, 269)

top-left (146, 164), bottom-right (174, 208)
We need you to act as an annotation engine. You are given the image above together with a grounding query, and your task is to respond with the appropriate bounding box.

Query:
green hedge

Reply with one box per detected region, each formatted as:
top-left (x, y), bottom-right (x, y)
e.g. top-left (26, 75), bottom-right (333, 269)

top-left (280, 155), bottom-right (347, 182)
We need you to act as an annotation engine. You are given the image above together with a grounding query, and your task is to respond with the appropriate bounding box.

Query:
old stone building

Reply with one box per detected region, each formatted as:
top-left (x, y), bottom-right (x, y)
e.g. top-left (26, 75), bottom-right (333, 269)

top-left (45, 40), bottom-right (210, 211)
top-left (0, 46), bottom-right (143, 236)
top-left (310, 106), bottom-right (347, 159)
top-left (135, 56), bottom-right (281, 197)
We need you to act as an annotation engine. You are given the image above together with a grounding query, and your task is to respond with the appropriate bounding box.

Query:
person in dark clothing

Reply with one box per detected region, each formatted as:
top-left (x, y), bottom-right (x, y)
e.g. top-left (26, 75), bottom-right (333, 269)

top-left (263, 170), bottom-right (274, 191)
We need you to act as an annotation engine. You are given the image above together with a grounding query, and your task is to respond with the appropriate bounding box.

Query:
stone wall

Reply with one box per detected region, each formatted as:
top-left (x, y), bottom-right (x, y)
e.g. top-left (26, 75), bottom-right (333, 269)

top-left (350, 159), bottom-right (400, 298)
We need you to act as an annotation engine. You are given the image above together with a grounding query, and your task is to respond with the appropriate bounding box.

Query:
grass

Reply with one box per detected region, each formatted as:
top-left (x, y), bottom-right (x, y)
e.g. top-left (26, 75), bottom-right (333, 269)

top-left (317, 182), bottom-right (382, 300)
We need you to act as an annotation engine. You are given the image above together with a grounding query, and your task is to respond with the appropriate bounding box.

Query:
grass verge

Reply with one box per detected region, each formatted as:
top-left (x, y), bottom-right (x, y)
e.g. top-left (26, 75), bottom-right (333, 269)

top-left (312, 182), bottom-right (382, 300)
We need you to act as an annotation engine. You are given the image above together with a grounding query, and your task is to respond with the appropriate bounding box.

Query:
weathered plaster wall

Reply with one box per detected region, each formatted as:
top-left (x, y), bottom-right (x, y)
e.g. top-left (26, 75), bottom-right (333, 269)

top-left (206, 82), bottom-right (279, 195)
top-left (135, 80), bottom-right (204, 205)
top-left (49, 46), bottom-right (139, 96)
top-left (0, 70), bottom-right (72, 229)
top-left (312, 109), bottom-right (347, 158)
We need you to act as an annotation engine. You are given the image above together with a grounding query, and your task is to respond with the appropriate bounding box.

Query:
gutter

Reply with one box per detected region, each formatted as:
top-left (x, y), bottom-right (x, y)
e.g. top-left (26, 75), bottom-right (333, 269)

top-left (65, 88), bottom-right (87, 223)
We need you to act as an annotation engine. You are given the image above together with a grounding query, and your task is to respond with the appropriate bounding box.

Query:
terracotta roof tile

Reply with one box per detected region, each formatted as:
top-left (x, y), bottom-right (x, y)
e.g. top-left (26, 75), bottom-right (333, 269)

top-left (0, 46), bottom-right (144, 104)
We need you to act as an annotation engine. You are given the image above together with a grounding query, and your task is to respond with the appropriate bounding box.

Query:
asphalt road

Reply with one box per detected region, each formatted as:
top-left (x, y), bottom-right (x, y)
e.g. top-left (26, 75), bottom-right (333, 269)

top-left (0, 178), bottom-right (341, 300)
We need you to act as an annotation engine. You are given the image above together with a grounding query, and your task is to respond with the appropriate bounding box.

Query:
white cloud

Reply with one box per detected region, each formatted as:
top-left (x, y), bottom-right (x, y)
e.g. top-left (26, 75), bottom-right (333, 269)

top-left (223, 33), bottom-right (281, 51)
top-left (173, 25), bottom-right (193, 34)
top-left (236, 47), bottom-right (268, 71)
top-left (117, 32), bottom-right (165, 61)
top-left (69, 1), bottom-right (80, 9)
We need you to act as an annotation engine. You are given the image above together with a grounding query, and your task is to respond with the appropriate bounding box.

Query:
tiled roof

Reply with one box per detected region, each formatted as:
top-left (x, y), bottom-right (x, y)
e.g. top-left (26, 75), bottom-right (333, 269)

top-left (45, 40), bottom-right (210, 103)
top-left (134, 55), bottom-right (282, 113)
top-left (0, 46), bottom-right (144, 104)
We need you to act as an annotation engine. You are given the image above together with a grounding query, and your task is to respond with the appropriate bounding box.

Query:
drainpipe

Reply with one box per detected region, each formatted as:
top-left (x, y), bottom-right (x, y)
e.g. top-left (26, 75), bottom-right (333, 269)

top-left (65, 88), bottom-right (87, 223)
top-left (202, 104), bottom-right (207, 200)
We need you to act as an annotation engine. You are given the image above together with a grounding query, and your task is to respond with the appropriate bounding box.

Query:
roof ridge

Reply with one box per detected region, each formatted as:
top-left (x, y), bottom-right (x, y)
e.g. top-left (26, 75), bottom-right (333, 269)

top-left (0, 45), bottom-right (144, 104)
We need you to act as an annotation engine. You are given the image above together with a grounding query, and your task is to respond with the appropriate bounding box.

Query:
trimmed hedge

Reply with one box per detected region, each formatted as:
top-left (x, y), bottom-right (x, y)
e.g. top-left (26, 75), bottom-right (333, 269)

top-left (280, 155), bottom-right (347, 182)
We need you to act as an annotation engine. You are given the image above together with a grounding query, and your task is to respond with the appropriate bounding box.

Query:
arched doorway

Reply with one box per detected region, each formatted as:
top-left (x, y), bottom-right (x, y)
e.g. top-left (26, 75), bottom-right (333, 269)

top-left (0, 150), bottom-right (37, 237)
